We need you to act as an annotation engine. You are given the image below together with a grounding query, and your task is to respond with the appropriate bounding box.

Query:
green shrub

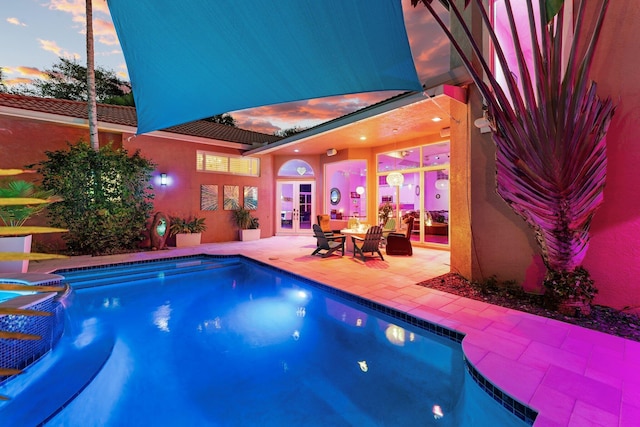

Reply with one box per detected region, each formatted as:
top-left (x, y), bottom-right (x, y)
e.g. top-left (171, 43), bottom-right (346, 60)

top-left (231, 207), bottom-right (259, 229)
top-left (169, 216), bottom-right (207, 236)
top-left (543, 267), bottom-right (598, 308)
top-left (38, 140), bottom-right (155, 255)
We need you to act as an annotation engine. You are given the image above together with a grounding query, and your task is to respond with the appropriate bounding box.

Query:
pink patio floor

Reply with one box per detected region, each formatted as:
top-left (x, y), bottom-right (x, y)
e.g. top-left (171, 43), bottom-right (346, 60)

top-left (30, 236), bottom-right (640, 426)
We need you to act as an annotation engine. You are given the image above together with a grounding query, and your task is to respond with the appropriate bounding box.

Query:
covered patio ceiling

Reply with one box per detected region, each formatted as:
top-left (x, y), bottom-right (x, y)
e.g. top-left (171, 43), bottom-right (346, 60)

top-left (247, 83), bottom-right (466, 157)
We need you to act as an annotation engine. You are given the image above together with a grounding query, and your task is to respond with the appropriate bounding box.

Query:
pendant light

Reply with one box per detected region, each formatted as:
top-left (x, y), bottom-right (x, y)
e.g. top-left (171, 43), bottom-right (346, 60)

top-left (386, 128), bottom-right (404, 187)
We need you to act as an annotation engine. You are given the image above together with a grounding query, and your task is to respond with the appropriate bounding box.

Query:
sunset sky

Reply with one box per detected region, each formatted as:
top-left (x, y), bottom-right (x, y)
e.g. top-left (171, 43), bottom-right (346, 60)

top-left (1, 0), bottom-right (450, 134)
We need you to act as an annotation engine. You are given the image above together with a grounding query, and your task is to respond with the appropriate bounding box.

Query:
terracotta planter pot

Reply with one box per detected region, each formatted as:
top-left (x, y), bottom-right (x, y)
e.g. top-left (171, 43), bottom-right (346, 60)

top-left (0, 234), bottom-right (32, 273)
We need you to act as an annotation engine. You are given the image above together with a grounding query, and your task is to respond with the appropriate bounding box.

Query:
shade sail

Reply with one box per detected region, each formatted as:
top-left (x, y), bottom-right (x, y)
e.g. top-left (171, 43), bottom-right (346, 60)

top-left (106, 0), bottom-right (422, 134)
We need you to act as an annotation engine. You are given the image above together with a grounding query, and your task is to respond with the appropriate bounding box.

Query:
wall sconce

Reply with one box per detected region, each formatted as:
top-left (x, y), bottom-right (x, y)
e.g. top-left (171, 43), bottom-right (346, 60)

top-left (356, 186), bottom-right (365, 195)
top-left (160, 173), bottom-right (168, 186)
top-left (327, 148), bottom-right (337, 157)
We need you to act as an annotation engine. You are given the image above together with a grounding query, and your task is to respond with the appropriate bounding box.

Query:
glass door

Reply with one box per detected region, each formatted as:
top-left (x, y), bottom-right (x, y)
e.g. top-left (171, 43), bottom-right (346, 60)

top-left (276, 181), bottom-right (315, 235)
top-left (421, 169), bottom-right (449, 245)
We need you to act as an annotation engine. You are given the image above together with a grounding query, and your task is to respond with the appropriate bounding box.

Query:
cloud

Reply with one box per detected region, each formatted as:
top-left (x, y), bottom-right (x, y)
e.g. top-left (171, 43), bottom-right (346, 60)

top-left (3, 66), bottom-right (46, 78)
top-left (48, 0), bottom-right (120, 50)
top-left (7, 17), bottom-right (27, 26)
top-left (232, 91), bottom-right (403, 134)
top-left (403, 0), bottom-right (451, 81)
top-left (232, 116), bottom-right (281, 135)
top-left (4, 77), bottom-right (36, 86)
top-left (14, 66), bottom-right (46, 77)
top-left (1, 66), bottom-right (48, 86)
top-left (94, 17), bottom-right (119, 46)
top-left (37, 39), bottom-right (79, 61)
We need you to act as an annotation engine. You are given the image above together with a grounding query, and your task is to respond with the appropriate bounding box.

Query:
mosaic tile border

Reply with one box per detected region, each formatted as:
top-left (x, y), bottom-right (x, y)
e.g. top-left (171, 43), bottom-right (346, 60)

top-left (55, 253), bottom-right (537, 425)
top-left (0, 295), bottom-right (65, 386)
top-left (465, 358), bottom-right (537, 425)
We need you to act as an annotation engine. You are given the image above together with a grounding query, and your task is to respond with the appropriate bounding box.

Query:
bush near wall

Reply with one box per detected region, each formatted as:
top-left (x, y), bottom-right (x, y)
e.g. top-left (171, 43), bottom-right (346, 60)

top-left (37, 140), bottom-right (156, 255)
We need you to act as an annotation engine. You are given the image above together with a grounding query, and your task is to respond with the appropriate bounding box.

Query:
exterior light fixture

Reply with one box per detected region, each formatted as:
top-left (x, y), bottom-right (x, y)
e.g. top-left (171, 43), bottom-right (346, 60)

top-left (327, 148), bottom-right (337, 157)
top-left (356, 186), bottom-right (365, 195)
top-left (160, 173), bottom-right (168, 186)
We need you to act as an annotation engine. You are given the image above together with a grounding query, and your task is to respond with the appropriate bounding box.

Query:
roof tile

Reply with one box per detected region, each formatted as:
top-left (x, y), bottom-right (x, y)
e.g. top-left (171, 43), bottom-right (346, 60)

top-left (0, 94), bottom-right (281, 145)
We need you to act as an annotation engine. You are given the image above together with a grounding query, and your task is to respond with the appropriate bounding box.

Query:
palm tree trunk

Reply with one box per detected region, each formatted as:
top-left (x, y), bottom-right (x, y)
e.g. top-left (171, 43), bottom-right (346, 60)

top-left (86, 0), bottom-right (99, 151)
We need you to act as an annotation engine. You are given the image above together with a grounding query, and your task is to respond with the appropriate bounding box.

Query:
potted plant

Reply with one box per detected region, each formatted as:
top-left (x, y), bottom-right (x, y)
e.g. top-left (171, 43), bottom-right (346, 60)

top-left (231, 207), bottom-right (260, 241)
top-left (169, 216), bottom-right (207, 247)
top-left (378, 202), bottom-right (393, 225)
top-left (0, 173), bottom-right (67, 273)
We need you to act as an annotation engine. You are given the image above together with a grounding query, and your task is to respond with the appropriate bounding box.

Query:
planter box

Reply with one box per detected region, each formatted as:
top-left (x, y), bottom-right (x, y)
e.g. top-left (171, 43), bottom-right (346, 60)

top-left (239, 229), bottom-right (260, 241)
top-left (175, 233), bottom-right (202, 247)
top-left (0, 234), bottom-right (32, 273)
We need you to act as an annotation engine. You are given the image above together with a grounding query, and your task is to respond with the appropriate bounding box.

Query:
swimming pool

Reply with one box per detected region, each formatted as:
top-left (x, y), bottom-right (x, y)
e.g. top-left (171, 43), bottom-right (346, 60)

top-left (0, 256), bottom-right (535, 426)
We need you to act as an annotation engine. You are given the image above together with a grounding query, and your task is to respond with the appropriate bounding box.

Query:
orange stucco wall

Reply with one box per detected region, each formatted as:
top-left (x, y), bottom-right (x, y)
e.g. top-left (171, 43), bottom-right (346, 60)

top-left (0, 115), bottom-right (275, 247)
top-left (126, 134), bottom-right (275, 244)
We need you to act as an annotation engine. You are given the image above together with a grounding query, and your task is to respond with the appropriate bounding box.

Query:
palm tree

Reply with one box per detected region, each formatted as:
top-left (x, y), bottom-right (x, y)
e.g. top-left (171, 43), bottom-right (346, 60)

top-left (86, 0), bottom-right (99, 151)
top-left (412, 0), bottom-right (615, 310)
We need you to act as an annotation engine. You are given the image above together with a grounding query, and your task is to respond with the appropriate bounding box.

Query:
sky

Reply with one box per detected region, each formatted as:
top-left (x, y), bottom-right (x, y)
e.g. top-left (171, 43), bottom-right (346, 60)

top-left (1, 0), bottom-right (450, 134)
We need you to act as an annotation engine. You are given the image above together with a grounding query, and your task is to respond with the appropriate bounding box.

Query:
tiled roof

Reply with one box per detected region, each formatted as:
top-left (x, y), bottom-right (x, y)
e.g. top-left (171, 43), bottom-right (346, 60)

top-left (0, 93), bottom-right (281, 145)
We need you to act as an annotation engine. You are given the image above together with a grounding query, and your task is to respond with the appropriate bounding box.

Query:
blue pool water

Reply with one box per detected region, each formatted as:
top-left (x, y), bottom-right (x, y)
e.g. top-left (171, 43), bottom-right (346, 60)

top-left (0, 256), bottom-right (533, 426)
top-left (0, 290), bottom-right (35, 304)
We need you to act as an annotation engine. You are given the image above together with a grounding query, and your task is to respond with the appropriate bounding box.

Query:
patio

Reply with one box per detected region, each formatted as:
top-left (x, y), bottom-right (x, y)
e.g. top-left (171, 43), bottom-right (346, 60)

top-left (28, 236), bottom-right (639, 426)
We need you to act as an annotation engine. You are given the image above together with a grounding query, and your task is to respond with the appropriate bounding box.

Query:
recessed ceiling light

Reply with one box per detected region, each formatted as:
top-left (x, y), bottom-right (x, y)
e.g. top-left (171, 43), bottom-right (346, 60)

top-left (360, 136), bottom-right (367, 141)
top-left (432, 117), bottom-right (442, 122)
top-left (294, 149), bottom-right (299, 153)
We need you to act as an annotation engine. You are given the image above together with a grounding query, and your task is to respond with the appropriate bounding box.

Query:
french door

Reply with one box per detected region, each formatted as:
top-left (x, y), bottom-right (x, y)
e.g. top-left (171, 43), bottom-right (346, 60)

top-left (276, 181), bottom-right (315, 235)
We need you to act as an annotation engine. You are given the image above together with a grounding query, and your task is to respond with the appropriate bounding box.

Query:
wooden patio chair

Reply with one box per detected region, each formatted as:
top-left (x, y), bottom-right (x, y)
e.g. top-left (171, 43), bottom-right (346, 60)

top-left (351, 225), bottom-right (384, 261)
top-left (311, 224), bottom-right (346, 258)
top-left (317, 214), bottom-right (340, 236)
top-left (386, 217), bottom-right (413, 256)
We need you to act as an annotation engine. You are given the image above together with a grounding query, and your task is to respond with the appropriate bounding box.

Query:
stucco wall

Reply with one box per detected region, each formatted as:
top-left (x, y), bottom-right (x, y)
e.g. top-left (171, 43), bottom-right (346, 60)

top-left (126, 134), bottom-right (275, 244)
top-left (0, 115), bottom-right (123, 250)
top-left (581, 1), bottom-right (640, 312)
top-left (0, 115), bottom-right (275, 247)
top-left (453, 2), bottom-right (640, 313)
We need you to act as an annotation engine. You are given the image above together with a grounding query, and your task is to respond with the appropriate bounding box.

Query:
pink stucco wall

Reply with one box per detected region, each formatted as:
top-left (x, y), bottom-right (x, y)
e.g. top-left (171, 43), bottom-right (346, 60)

top-left (581, 1), bottom-right (640, 312)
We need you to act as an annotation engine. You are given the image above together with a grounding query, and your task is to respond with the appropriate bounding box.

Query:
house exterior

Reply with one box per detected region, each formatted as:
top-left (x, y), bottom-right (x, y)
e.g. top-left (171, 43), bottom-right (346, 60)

top-left (0, 1), bottom-right (637, 314)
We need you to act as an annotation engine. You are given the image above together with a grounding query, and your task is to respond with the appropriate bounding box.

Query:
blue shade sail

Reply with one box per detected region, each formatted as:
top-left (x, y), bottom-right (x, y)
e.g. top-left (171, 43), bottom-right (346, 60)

top-left (106, 0), bottom-right (422, 134)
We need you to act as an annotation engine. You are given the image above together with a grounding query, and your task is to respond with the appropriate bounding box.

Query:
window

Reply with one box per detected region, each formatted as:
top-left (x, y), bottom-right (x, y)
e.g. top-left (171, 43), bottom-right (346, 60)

top-left (196, 150), bottom-right (260, 176)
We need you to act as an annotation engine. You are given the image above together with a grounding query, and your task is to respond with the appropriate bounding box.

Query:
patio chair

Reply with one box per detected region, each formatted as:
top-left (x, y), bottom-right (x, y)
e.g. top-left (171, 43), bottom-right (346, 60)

top-left (351, 225), bottom-right (384, 261)
top-left (311, 224), bottom-right (346, 258)
top-left (380, 218), bottom-right (397, 247)
top-left (386, 217), bottom-right (413, 256)
top-left (317, 214), bottom-right (340, 236)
